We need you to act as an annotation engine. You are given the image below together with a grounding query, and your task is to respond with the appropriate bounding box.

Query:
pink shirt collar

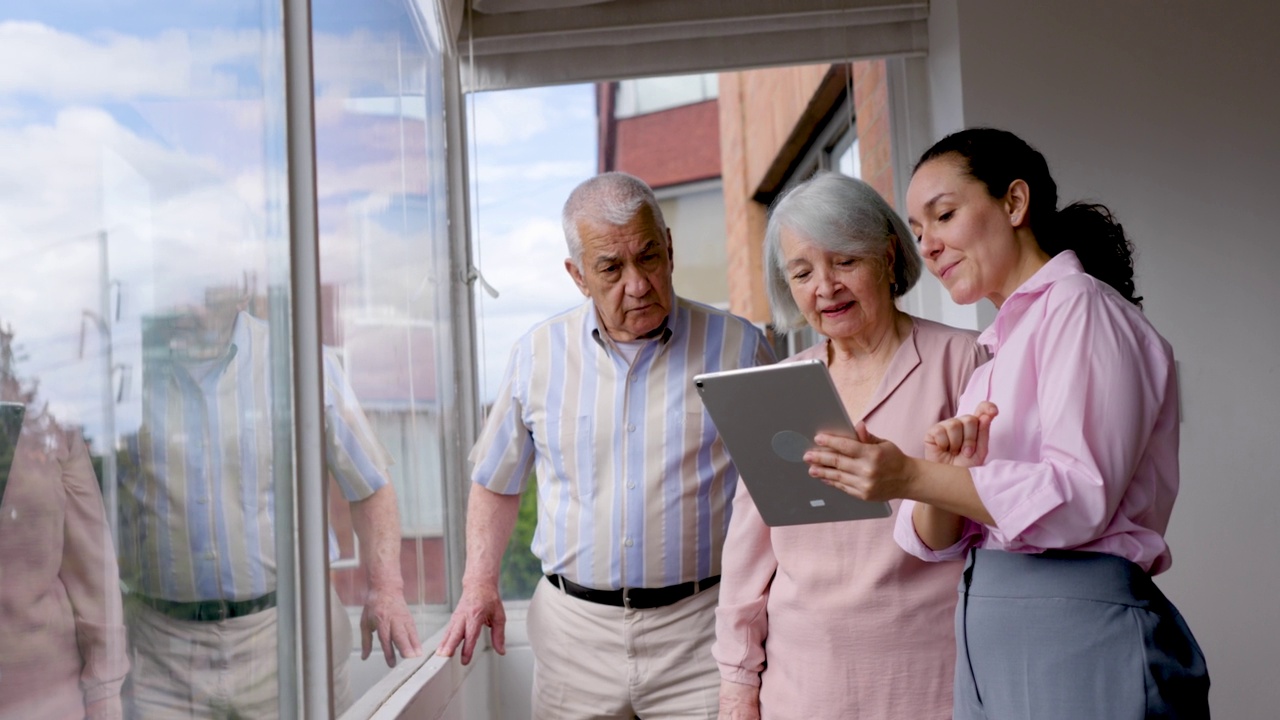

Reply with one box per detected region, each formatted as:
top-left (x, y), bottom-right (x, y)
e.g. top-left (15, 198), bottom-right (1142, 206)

top-left (977, 250), bottom-right (1085, 353)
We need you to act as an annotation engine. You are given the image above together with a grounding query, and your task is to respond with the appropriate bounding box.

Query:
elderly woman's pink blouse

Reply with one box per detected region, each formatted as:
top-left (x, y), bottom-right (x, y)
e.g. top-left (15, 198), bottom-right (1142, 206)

top-left (894, 251), bottom-right (1180, 575)
top-left (715, 317), bottom-right (985, 719)
top-left (0, 420), bottom-right (129, 718)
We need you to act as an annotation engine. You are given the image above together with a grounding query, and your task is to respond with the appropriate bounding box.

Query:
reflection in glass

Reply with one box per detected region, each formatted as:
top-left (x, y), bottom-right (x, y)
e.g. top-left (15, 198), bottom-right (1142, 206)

top-left (2, 0), bottom-right (299, 715)
top-left (0, 325), bottom-right (129, 719)
top-left (1, 0), bottom-right (451, 711)
top-left (311, 0), bottom-right (452, 699)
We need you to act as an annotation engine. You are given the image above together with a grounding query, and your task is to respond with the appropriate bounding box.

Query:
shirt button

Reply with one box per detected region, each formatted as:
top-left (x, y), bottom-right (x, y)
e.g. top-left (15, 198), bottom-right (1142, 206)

top-left (627, 482), bottom-right (636, 490)
top-left (624, 538), bottom-right (634, 547)
top-left (205, 552), bottom-right (216, 561)
top-left (627, 423), bottom-right (636, 432)
top-left (198, 496), bottom-right (209, 505)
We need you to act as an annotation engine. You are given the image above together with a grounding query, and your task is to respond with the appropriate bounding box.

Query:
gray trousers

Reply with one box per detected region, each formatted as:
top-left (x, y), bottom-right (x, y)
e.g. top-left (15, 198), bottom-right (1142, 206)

top-left (955, 549), bottom-right (1209, 720)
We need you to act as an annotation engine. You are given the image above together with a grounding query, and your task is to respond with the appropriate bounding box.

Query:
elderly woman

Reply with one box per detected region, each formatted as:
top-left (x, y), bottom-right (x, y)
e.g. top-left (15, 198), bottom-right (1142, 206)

top-left (805, 128), bottom-right (1209, 718)
top-left (0, 402), bottom-right (129, 720)
top-left (714, 172), bottom-right (985, 719)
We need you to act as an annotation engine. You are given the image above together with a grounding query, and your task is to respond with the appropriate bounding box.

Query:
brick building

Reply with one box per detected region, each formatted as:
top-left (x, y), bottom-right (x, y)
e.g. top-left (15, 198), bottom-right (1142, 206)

top-left (599, 60), bottom-right (898, 348)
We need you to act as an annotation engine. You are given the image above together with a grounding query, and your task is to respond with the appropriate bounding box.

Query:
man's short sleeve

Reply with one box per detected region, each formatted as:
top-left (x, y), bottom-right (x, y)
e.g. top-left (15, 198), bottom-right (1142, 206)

top-left (469, 340), bottom-right (536, 495)
top-left (321, 347), bottom-right (392, 502)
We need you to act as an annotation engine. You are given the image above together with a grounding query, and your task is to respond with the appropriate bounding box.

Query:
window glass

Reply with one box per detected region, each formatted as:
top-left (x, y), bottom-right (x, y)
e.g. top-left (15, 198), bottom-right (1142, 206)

top-left (615, 73), bottom-right (719, 118)
top-left (467, 84), bottom-right (596, 600)
top-left (310, 0), bottom-right (454, 700)
top-left (834, 134), bottom-right (861, 179)
top-left (0, 1), bottom-right (293, 716)
top-left (662, 182), bottom-right (730, 309)
top-left (0, 0), bottom-right (453, 713)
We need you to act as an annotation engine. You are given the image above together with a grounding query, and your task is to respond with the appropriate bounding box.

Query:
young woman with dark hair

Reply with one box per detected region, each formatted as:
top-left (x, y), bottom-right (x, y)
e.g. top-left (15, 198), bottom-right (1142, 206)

top-left (804, 128), bottom-right (1210, 718)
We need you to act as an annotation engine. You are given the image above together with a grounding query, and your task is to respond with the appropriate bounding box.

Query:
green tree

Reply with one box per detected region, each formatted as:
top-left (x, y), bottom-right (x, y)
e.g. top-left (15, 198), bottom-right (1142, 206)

top-left (499, 477), bottom-right (541, 599)
top-left (0, 323), bottom-right (32, 485)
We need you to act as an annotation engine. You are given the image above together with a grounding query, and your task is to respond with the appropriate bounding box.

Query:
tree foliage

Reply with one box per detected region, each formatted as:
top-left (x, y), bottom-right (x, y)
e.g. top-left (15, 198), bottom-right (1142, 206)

top-left (499, 477), bottom-right (541, 599)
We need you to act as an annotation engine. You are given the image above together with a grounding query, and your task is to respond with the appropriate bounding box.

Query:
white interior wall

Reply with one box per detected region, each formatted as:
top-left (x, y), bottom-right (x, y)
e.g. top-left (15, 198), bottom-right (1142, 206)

top-left (929, 1), bottom-right (1280, 716)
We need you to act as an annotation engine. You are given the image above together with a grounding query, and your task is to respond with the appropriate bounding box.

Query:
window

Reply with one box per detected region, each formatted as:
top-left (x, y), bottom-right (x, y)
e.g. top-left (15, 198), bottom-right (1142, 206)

top-left (614, 73), bottom-right (719, 118)
top-left (0, 0), bottom-right (455, 714)
top-left (776, 94), bottom-right (862, 356)
top-left (0, 0), bottom-right (297, 714)
top-left (466, 84), bottom-right (598, 600)
top-left (310, 0), bottom-right (455, 700)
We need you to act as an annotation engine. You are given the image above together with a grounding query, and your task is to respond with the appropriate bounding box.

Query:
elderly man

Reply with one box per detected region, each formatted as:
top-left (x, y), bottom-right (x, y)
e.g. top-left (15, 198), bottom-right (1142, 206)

top-left (119, 289), bottom-right (423, 719)
top-left (438, 172), bottom-right (773, 718)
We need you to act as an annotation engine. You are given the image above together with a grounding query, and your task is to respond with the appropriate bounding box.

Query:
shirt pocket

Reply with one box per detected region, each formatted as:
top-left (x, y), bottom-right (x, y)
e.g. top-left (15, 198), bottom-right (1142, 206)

top-left (547, 415), bottom-right (596, 501)
top-left (665, 409), bottom-right (714, 479)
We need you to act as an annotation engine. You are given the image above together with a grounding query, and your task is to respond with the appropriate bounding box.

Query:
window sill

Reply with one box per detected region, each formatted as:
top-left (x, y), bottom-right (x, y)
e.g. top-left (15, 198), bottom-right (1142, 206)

top-left (343, 601), bottom-right (531, 720)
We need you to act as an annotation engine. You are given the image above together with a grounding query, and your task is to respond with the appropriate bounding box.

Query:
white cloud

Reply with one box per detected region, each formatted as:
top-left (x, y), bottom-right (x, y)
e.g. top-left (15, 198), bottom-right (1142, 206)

top-left (474, 159), bottom-right (592, 185)
top-left (0, 103), bottom-right (273, 439)
top-left (0, 22), bottom-right (412, 105)
top-left (0, 21), bottom-right (255, 100)
top-left (470, 216), bottom-right (584, 399)
top-left (0, 20), bottom-right (599, 426)
top-left (313, 29), bottom-right (408, 99)
top-left (468, 91), bottom-right (552, 147)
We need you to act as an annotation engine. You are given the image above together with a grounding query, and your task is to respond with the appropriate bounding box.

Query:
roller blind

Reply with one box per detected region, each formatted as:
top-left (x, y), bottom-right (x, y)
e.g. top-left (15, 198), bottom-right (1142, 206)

top-left (431, 0), bottom-right (928, 91)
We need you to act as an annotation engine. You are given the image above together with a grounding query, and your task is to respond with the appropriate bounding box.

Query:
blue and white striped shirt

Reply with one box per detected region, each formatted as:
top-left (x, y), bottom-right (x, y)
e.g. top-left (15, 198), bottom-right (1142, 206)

top-left (471, 297), bottom-right (774, 590)
top-left (121, 312), bottom-right (391, 602)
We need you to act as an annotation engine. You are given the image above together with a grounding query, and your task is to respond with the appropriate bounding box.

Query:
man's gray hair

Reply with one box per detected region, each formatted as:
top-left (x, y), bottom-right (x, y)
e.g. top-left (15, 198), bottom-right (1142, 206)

top-left (764, 172), bottom-right (922, 332)
top-left (562, 172), bottom-right (668, 267)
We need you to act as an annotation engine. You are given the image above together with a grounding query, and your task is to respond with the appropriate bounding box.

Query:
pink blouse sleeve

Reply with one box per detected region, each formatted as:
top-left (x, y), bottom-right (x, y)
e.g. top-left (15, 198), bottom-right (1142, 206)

top-left (59, 431), bottom-right (130, 703)
top-left (713, 479), bottom-right (776, 687)
top-left (971, 284), bottom-right (1173, 550)
top-left (893, 500), bottom-right (984, 561)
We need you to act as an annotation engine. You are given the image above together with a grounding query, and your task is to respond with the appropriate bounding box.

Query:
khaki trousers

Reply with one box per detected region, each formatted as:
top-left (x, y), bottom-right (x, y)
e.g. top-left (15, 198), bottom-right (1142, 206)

top-left (125, 589), bottom-right (353, 719)
top-left (526, 576), bottom-right (720, 720)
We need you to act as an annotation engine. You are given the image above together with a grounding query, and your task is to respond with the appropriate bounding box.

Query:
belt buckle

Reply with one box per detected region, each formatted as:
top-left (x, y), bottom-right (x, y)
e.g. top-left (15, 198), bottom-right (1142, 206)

top-left (622, 588), bottom-right (632, 610)
top-left (202, 601), bottom-right (230, 622)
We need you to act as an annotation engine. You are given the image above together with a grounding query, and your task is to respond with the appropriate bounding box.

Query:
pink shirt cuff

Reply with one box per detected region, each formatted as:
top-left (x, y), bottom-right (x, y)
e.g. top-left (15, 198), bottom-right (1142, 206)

top-left (893, 500), bottom-right (978, 561)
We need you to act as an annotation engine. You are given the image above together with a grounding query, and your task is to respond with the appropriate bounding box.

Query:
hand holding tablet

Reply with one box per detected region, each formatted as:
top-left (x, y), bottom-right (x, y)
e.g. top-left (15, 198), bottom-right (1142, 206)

top-left (694, 360), bottom-right (891, 526)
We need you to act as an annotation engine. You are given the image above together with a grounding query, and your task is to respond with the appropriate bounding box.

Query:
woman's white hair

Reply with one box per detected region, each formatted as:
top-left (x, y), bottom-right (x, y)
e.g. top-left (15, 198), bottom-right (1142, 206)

top-left (764, 172), bottom-right (922, 332)
top-left (562, 172), bottom-right (668, 267)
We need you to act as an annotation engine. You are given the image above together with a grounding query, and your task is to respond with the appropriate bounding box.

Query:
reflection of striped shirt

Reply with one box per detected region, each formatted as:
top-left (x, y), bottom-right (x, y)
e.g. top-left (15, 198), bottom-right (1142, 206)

top-left (472, 297), bottom-right (774, 590)
top-left (121, 312), bottom-right (390, 602)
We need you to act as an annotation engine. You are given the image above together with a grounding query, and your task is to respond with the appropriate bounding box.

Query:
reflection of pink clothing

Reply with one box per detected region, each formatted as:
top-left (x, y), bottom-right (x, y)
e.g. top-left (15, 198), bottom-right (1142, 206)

top-left (896, 252), bottom-right (1180, 574)
top-left (714, 318), bottom-right (984, 719)
top-left (0, 419), bottom-right (129, 719)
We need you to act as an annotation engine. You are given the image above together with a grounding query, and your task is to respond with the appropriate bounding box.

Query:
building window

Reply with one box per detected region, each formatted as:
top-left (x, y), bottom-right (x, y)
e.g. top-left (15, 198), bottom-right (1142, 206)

top-left (615, 73), bottom-right (719, 118)
top-left (777, 94), bottom-right (861, 355)
top-left (786, 95), bottom-right (861, 187)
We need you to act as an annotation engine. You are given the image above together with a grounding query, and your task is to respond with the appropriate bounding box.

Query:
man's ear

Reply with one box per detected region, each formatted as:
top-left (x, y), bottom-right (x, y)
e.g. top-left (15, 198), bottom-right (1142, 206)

top-left (1005, 179), bottom-right (1031, 228)
top-left (666, 228), bottom-right (674, 264)
top-left (565, 258), bottom-right (590, 297)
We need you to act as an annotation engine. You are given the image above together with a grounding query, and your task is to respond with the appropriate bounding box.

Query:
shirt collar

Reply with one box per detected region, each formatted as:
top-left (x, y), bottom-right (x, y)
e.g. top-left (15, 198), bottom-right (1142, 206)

top-left (160, 310), bottom-right (256, 378)
top-left (976, 250), bottom-right (1084, 351)
top-left (587, 293), bottom-right (679, 352)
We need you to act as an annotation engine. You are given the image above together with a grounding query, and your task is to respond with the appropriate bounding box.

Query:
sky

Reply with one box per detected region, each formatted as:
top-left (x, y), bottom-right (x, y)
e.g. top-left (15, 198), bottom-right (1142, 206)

top-left (0, 0), bottom-right (594, 451)
top-left (467, 85), bottom-right (596, 402)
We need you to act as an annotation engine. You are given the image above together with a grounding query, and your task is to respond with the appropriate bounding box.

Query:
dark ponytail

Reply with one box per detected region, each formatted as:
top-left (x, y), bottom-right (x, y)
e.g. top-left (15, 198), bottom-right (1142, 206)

top-left (915, 128), bottom-right (1143, 308)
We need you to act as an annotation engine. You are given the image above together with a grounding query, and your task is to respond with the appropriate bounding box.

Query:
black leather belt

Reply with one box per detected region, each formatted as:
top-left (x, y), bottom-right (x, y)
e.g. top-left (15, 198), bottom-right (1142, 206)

top-left (546, 574), bottom-right (720, 609)
top-left (136, 592), bottom-right (277, 622)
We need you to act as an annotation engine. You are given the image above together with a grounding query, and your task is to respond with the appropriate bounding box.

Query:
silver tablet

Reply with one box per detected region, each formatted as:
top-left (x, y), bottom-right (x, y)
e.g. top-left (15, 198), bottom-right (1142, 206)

top-left (694, 360), bottom-right (891, 526)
